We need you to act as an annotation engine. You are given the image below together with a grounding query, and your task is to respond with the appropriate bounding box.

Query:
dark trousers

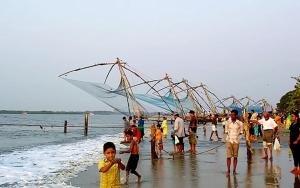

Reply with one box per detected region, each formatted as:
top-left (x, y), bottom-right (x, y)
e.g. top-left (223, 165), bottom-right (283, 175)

top-left (291, 144), bottom-right (300, 167)
top-left (258, 125), bottom-right (263, 137)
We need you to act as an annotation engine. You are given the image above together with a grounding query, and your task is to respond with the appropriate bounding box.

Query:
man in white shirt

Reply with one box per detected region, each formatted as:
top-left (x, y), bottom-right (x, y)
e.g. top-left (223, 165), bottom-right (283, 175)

top-left (174, 113), bottom-right (185, 153)
top-left (256, 112), bottom-right (278, 160)
top-left (225, 110), bottom-right (244, 176)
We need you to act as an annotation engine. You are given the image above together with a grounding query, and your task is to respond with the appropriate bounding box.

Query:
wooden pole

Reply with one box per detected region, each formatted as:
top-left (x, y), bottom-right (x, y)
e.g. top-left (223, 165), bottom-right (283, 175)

top-left (84, 112), bottom-right (88, 136)
top-left (64, 120), bottom-right (67, 133)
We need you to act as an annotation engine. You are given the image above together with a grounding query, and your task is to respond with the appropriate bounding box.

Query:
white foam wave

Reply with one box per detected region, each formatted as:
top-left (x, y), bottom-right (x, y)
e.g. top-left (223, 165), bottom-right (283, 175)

top-left (0, 133), bottom-right (127, 187)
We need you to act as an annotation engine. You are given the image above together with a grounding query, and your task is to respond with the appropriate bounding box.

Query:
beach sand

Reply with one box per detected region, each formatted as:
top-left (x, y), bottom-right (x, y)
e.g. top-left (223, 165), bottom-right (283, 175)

top-left (69, 126), bottom-right (300, 188)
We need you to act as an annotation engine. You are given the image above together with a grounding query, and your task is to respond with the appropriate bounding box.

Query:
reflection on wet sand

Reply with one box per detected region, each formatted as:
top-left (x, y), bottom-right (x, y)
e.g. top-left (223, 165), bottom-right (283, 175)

top-left (189, 155), bottom-right (199, 187)
top-left (264, 160), bottom-right (281, 187)
top-left (226, 175), bottom-right (238, 188)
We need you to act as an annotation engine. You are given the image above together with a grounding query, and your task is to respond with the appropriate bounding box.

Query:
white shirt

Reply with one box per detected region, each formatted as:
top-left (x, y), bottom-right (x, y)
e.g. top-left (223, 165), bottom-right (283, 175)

top-left (258, 118), bottom-right (278, 130)
top-left (174, 117), bottom-right (185, 137)
top-left (225, 119), bottom-right (244, 144)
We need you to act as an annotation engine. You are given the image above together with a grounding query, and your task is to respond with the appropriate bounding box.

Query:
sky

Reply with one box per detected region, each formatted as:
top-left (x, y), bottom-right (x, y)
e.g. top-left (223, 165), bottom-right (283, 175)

top-left (0, 0), bottom-right (299, 111)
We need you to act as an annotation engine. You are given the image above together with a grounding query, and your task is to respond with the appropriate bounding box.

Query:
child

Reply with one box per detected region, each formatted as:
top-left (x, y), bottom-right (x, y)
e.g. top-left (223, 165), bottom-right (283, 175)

top-left (131, 124), bottom-right (141, 143)
top-left (156, 123), bottom-right (163, 157)
top-left (120, 129), bottom-right (133, 144)
top-left (98, 142), bottom-right (125, 188)
top-left (120, 131), bottom-right (142, 184)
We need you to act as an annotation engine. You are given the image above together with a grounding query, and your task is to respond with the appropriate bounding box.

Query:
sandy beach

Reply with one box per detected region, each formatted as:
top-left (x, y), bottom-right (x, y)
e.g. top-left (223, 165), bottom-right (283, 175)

top-left (69, 125), bottom-right (299, 188)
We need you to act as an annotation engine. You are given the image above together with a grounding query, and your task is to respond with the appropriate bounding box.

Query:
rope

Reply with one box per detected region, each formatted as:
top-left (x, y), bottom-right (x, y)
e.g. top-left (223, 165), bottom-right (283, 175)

top-left (192, 142), bottom-right (225, 156)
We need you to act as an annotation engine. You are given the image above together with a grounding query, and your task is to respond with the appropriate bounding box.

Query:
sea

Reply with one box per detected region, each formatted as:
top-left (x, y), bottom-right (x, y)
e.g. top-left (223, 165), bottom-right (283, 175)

top-left (0, 113), bottom-right (126, 187)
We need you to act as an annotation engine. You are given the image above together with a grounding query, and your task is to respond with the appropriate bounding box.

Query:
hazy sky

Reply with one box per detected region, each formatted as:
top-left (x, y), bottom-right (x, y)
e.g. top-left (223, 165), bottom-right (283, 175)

top-left (1, 0), bottom-right (299, 111)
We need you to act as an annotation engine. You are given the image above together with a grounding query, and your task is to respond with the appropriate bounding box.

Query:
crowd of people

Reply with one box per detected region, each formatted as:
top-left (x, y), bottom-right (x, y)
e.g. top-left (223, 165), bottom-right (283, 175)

top-left (98, 110), bottom-right (300, 187)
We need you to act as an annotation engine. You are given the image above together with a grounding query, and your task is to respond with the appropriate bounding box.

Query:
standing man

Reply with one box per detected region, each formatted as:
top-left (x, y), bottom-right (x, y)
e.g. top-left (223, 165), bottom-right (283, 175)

top-left (188, 110), bottom-right (198, 154)
top-left (189, 110), bottom-right (198, 133)
top-left (174, 113), bottom-right (185, 153)
top-left (225, 110), bottom-right (244, 176)
top-left (256, 112), bottom-right (278, 160)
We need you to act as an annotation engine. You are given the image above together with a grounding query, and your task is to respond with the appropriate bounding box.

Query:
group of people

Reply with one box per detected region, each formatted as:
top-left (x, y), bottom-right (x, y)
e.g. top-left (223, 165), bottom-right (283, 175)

top-left (226, 110), bottom-right (300, 176)
top-left (98, 109), bottom-right (300, 187)
top-left (121, 116), bottom-right (145, 143)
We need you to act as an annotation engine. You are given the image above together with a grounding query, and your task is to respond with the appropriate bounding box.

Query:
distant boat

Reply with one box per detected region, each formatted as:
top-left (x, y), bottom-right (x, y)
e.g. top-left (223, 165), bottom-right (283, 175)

top-left (21, 112), bottom-right (28, 115)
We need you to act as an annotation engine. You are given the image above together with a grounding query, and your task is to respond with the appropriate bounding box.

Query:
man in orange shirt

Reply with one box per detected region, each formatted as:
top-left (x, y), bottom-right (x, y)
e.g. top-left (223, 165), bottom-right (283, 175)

top-left (274, 113), bottom-right (282, 142)
top-left (274, 113), bottom-right (281, 129)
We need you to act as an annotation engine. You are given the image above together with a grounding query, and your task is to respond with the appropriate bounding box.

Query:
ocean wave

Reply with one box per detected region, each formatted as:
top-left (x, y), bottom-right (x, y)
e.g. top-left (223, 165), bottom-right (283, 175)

top-left (0, 133), bottom-right (127, 187)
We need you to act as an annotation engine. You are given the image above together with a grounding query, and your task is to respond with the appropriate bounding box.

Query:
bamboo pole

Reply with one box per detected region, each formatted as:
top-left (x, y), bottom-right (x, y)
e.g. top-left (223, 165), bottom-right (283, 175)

top-left (183, 79), bottom-right (201, 116)
top-left (64, 120), bottom-right (67, 133)
top-left (201, 84), bottom-right (217, 114)
top-left (84, 112), bottom-right (88, 136)
top-left (117, 58), bottom-right (144, 117)
top-left (165, 74), bottom-right (185, 116)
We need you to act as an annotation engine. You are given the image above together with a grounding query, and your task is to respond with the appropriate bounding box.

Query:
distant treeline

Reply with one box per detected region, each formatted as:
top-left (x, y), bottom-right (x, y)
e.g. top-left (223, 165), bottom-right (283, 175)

top-left (0, 110), bottom-right (121, 115)
top-left (277, 76), bottom-right (300, 112)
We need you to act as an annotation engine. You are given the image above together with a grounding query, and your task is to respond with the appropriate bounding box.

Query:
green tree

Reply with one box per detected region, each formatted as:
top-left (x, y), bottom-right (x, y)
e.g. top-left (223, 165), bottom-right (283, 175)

top-left (277, 76), bottom-right (300, 112)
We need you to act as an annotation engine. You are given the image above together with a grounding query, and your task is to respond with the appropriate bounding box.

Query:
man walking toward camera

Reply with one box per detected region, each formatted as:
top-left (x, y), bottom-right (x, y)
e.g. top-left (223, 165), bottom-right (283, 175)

top-left (225, 110), bottom-right (244, 176)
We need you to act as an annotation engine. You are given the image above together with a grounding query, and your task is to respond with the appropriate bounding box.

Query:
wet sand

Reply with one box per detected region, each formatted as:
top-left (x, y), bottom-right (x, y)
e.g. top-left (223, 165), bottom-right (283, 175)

top-left (69, 126), bottom-right (300, 188)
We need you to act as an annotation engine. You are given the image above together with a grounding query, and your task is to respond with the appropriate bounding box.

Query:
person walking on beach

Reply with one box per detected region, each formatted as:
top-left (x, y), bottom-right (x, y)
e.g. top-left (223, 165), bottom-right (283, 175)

top-left (225, 110), bottom-right (244, 176)
top-left (99, 142), bottom-right (125, 188)
top-left (120, 131), bottom-right (142, 184)
top-left (123, 117), bottom-right (130, 142)
top-left (210, 115), bottom-right (222, 141)
top-left (174, 113), bottom-right (185, 153)
top-left (250, 111), bottom-right (262, 137)
top-left (274, 113), bottom-right (282, 142)
top-left (255, 112), bottom-right (278, 160)
top-left (156, 123), bottom-right (163, 158)
top-left (138, 116), bottom-right (145, 141)
top-left (161, 117), bottom-right (168, 138)
top-left (289, 111), bottom-right (300, 174)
